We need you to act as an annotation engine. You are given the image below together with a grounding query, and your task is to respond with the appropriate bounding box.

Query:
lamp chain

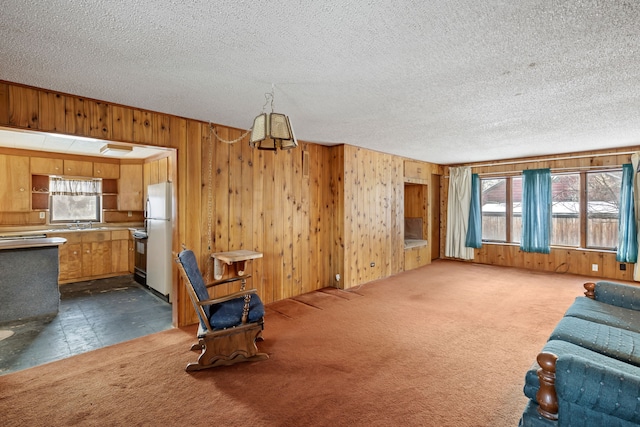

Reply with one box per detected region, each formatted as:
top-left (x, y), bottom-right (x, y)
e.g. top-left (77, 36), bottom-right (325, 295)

top-left (204, 125), bottom-right (214, 281)
top-left (210, 123), bottom-right (252, 144)
top-left (261, 88), bottom-right (275, 113)
top-left (209, 84), bottom-right (277, 144)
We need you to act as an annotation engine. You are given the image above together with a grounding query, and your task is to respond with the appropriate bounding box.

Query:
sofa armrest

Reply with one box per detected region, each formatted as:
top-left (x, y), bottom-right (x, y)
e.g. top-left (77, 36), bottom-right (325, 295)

top-left (584, 281), bottom-right (640, 311)
top-left (535, 350), bottom-right (640, 424)
top-left (555, 354), bottom-right (640, 424)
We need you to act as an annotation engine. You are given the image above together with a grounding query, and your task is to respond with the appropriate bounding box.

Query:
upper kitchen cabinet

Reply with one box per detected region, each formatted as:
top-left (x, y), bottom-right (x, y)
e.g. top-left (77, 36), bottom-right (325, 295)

top-left (404, 160), bottom-right (431, 183)
top-left (0, 154), bottom-right (30, 211)
top-left (63, 159), bottom-right (93, 177)
top-left (31, 157), bottom-right (63, 175)
top-left (93, 162), bottom-right (120, 179)
top-left (119, 163), bottom-right (143, 211)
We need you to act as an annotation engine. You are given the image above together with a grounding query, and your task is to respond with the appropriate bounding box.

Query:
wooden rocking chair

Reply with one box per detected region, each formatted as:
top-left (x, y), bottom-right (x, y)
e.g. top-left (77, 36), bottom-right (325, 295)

top-left (176, 249), bottom-right (268, 371)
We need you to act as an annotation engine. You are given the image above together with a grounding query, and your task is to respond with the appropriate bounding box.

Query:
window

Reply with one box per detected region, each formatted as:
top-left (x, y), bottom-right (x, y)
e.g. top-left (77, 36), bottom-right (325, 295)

top-left (550, 174), bottom-right (580, 247)
top-left (50, 177), bottom-right (102, 223)
top-left (481, 178), bottom-right (506, 242)
top-left (587, 171), bottom-right (621, 249)
top-left (511, 177), bottom-right (522, 243)
top-left (479, 170), bottom-right (622, 250)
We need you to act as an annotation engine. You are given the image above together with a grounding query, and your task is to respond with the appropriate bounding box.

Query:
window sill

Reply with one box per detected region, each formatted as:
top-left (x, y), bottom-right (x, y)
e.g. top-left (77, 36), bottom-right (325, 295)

top-left (480, 241), bottom-right (616, 254)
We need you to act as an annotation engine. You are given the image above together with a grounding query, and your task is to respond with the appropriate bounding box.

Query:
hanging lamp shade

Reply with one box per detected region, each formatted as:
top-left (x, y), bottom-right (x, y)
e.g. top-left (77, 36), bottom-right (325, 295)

top-left (249, 112), bottom-right (298, 151)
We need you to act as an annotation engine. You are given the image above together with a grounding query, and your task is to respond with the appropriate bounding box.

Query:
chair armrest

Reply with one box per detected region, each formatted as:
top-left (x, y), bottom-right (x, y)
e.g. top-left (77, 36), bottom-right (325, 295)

top-left (197, 288), bottom-right (258, 307)
top-left (585, 281), bottom-right (640, 311)
top-left (205, 274), bottom-right (252, 288)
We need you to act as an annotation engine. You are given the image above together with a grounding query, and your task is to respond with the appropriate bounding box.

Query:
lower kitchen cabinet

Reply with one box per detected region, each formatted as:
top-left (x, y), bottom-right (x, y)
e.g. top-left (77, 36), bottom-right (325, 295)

top-left (83, 241), bottom-right (111, 277)
top-left (57, 234), bottom-right (83, 281)
top-left (404, 245), bottom-right (429, 270)
top-left (48, 229), bottom-right (134, 284)
top-left (111, 230), bottom-right (130, 274)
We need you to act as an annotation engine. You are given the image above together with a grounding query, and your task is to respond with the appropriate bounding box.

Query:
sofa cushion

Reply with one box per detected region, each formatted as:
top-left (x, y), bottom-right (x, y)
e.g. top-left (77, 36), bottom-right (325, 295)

top-left (556, 354), bottom-right (640, 425)
top-left (565, 296), bottom-right (640, 333)
top-left (548, 316), bottom-right (640, 366)
top-left (595, 281), bottom-right (640, 311)
top-left (557, 400), bottom-right (640, 427)
top-left (208, 294), bottom-right (265, 331)
top-left (523, 340), bottom-right (637, 402)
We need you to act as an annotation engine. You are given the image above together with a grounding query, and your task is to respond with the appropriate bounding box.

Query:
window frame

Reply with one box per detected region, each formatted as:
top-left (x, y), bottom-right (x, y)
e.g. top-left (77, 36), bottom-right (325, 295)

top-left (584, 169), bottom-right (622, 251)
top-left (49, 176), bottom-right (103, 224)
top-left (479, 169), bottom-right (622, 251)
top-left (480, 177), bottom-right (508, 243)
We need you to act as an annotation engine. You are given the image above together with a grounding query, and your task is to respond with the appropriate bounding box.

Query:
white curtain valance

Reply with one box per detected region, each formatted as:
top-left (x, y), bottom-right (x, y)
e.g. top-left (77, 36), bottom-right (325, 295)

top-left (50, 177), bottom-right (101, 196)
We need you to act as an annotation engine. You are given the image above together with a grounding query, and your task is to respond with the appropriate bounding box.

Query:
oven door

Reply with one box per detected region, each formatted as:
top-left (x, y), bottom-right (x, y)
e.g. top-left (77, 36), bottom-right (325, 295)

top-left (134, 236), bottom-right (147, 285)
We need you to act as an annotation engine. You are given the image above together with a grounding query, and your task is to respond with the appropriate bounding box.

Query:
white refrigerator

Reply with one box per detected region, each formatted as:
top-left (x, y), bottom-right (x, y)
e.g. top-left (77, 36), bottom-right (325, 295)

top-left (145, 182), bottom-right (172, 301)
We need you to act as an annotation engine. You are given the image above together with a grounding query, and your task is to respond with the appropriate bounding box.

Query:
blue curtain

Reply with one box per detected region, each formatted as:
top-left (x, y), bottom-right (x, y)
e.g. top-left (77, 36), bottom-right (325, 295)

top-left (520, 168), bottom-right (551, 254)
top-left (617, 163), bottom-right (637, 263)
top-left (465, 173), bottom-right (482, 248)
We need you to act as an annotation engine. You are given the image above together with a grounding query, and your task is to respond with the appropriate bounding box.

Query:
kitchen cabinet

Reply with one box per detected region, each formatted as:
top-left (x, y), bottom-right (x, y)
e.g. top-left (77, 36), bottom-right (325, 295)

top-left (49, 233), bottom-right (83, 281)
top-left (128, 234), bottom-right (135, 274)
top-left (49, 229), bottom-right (137, 284)
top-left (82, 231), bottom-right (111, 277)
top-left (111, 229), bottom-right (130, 273)
top-left (63, 159), bottom-right (93, 177)
top-left (404, 245), bottom-right (428, 271)
top-left (63, 243), bottom-right (83, 280)
top-left (31, 174), bottom-right (50, 210)
top-left (94, 162), bottom-right (120, 179)
top-left (119, 164), bottom-right (143, 210)
top-left (31, 157), bottom-right (63, 174)
top-left (83, 241), bottom-right (111, 276)
top-left (0, 154), bottom-right (30, 211)
top-left (404, 160), bottom-right (431, 183)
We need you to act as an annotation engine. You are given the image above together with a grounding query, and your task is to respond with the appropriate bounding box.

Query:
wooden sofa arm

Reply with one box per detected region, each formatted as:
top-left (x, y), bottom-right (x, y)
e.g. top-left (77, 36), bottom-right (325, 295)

top-left (584, 282), bottom-right (596, 299)
top-left (536, 352), bottom-right (559, 420)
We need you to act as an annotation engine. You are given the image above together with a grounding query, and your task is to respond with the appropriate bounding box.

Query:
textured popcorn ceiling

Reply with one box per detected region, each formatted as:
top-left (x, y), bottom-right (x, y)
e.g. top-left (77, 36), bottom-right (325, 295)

top-left (1, 1), bottom-right (639, 164)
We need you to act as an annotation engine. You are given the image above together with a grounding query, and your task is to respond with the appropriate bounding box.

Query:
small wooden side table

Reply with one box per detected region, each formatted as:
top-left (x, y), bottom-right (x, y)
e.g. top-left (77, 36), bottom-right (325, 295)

top-left (211, 250), bottom-right (263, 280)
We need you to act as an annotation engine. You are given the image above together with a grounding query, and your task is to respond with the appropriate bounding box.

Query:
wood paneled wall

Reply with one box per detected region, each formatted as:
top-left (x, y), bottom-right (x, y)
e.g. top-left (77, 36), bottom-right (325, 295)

top-left (0, 80), bottom-right (444, 325)
top-left (336, 145), bottom-right (405, 288)
top-left (0, 81), bottom-right (342, 326)
top-left (440, 148), bottom-right (640, 281)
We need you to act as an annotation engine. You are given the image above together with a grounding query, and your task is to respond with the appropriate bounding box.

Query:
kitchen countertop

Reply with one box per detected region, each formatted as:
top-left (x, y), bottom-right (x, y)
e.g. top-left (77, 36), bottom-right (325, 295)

top-left (0, 224), bottom-right (143, 239)
top-left (0, 237), bottom-right (67, 251)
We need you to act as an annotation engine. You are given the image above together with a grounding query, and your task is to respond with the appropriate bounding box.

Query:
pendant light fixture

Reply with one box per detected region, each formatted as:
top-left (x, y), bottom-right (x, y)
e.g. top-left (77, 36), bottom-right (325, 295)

top-left (248, 87), bottom-right (298, 151)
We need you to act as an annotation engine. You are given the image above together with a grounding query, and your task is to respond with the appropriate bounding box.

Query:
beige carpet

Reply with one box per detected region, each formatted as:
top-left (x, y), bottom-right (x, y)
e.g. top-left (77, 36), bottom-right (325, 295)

top-left (0, 260), bottom-right (595, 426)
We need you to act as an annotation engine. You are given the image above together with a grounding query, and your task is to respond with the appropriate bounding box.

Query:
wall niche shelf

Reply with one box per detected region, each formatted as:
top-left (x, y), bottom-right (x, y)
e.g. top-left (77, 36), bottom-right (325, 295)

top-left (31, 174), bottom-right (50, 210)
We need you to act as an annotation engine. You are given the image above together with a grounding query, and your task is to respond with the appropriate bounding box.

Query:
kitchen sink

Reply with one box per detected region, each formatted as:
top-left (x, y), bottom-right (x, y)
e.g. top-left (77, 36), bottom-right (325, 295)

top-left (47, 226), bottom-right (110, 232)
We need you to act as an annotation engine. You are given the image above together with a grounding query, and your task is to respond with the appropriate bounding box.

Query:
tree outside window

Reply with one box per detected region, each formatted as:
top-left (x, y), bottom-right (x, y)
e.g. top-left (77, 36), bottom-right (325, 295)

top-left (587, 171), bottom-right (621, 249)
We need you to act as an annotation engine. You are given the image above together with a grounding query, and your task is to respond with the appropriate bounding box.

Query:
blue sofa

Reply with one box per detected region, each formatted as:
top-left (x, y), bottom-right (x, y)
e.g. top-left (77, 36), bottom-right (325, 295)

top-left (520, 281), bottom-right (640, 426)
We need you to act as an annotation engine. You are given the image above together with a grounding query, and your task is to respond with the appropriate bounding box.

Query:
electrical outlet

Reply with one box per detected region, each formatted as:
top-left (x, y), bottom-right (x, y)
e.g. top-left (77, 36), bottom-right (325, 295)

top-left (39, 212), bottom-right (45, 219)
top-left (591, 264), bottom-right (598, 272)
top-left (620, 264), bottom-right (627, 271)
top-left (128, 211), bottom-right (132, 217)
top-left (335, 274), bottom-right (340, 282)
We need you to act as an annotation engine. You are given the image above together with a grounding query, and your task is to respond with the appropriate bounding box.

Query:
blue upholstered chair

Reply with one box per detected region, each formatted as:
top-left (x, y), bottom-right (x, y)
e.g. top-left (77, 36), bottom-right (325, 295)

top-left (176, 249), bottom-right (268, 371)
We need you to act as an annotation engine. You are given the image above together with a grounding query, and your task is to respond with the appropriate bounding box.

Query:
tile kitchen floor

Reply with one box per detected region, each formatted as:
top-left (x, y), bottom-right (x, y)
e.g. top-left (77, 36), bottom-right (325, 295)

top-left (0, 275), bottom-right (172, 376)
